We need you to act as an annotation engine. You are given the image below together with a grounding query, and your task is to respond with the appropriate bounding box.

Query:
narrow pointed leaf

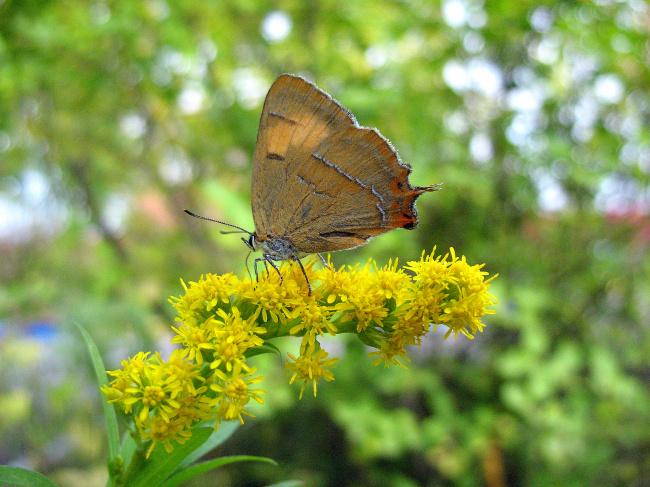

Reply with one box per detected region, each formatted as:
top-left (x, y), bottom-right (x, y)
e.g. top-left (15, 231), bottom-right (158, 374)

top-left (0, 466), bottom-right (60, 487)
top-left (74, 323), bottom-right (121, 463)
top-left (245, 342), bottom-right (282, 358)
top-left (264, 481), bottom-right (304, 487)
top-left (180, 421), bottom-right (239, 467)
top-left (159, 455), bottom-right (277, 487)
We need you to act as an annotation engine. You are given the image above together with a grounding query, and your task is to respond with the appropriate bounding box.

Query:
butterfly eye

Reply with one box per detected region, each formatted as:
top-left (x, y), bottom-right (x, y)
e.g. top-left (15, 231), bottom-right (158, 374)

top-left (242, 236), bottom-right (256, 251)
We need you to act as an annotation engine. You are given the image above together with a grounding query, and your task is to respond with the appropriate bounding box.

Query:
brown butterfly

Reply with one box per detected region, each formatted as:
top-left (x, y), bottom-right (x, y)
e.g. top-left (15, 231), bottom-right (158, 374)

top-left (186, 74), bottom-right (439, 294)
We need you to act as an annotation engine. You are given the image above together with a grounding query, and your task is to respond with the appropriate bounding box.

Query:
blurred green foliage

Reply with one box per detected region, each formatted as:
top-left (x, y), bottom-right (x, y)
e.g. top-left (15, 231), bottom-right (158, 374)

top-left (1, 0), bottom-right (649, 486)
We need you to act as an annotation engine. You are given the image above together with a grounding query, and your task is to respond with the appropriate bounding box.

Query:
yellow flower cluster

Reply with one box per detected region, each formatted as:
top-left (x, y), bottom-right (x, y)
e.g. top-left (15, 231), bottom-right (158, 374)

top-left (103, 247), bottom-right (496, 455)
top-left (102, 349), bottom-right (215, 457)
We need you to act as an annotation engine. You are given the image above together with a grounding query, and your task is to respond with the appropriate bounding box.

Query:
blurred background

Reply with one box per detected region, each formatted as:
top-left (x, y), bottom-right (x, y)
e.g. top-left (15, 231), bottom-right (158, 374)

top-left (1, 0), bottom-right (649, 486)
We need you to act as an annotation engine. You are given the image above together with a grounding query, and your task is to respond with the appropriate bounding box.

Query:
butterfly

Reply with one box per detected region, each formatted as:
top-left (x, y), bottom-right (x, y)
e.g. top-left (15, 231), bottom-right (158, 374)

top-left (186, 74), bottom-right (439, 293)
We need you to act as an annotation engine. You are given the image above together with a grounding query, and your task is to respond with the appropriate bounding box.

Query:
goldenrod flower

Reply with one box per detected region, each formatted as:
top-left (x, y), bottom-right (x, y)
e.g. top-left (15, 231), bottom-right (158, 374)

top-left (286, 346), bottom-right (338, 399)
top-left (138, 412), bottom-right (194, 457)
top-left (205, 307), bottom-right (266, 372)
top-left (104, 247), bottom-right (497, 455)
top-left (171, 273), bottom-right (240, 325)
top-left (405, 247), bottom-right (497, 338)
top-left (104, 350), bottom-right (214, 457)
top-left (239, 265), bottom-right (306, 324)
top-left (288, 298), bottom-right (336, 351)
top-left (210, 365), bottom-right (265, 427)
top-left (335, 264), bottom-right (391, 333)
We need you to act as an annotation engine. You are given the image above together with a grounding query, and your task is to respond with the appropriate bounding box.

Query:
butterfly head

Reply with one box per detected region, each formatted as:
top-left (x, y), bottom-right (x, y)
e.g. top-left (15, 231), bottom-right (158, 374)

top-left (242, 233), bottom-right (257, 252)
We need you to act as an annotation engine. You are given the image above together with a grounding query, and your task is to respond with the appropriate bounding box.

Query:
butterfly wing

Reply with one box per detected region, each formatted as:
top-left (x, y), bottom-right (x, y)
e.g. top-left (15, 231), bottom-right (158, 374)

top-left (251, 74), bottom-right (356, 239)
top-left (282, 125), bottom-right (436, 253)
top-left (252, 74), bottom-right (436, 254)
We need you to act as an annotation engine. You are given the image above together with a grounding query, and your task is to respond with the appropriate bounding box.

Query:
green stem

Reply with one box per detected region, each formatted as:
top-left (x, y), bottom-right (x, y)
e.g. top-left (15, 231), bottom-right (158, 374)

top-left (116, 444), bottom-right (148, 487)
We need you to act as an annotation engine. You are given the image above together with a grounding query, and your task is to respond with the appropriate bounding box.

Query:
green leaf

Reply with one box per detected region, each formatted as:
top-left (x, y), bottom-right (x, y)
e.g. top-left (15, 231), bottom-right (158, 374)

top-left (126, 427), bottom-right (213, 487)
top-left (0, 466), bottom-right (60, 487)
top-left (159, 455), bottom-right (277, 487)
top-left (264, 481), bottom-right (304, 487)
top-left (74, 323), bottom-right (122, 464)
top-left (245, 342), bottom-right (282, 358)
top-left (180, 421), bottom-right (239, 467)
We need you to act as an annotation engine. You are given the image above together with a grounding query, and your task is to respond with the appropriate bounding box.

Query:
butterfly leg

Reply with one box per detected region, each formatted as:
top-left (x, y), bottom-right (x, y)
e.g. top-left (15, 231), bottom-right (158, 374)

top-left (252, 257), bottom-right (261, 282)
top-left (317, 253), bottom-right (335, 272)
top-left (292, 256), bottom-right (313, 296)
top-left (264, 255), bottom-right (284, 282)
top-left (253, 255), bottom-right (283, 284)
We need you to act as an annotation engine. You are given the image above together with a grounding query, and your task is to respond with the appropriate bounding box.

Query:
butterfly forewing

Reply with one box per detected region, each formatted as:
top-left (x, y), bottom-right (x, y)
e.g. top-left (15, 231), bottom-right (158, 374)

top-left (252, 74), bottom-right (356, 238)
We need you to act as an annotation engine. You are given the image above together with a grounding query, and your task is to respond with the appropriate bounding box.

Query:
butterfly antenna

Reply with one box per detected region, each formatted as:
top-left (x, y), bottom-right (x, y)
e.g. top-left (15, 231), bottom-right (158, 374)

top-left (183, 209), bottom-right (253, 235)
